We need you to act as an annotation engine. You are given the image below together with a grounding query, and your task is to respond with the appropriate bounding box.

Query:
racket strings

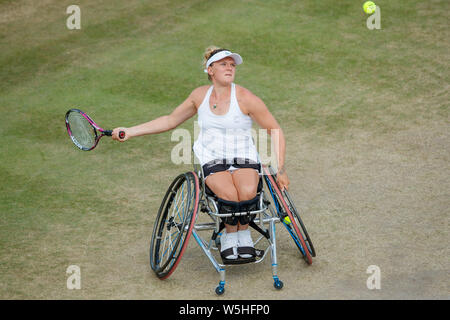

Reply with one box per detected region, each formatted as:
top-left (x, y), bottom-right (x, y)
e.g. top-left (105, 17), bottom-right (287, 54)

top-left (67, 112), bottom-right (97, 149)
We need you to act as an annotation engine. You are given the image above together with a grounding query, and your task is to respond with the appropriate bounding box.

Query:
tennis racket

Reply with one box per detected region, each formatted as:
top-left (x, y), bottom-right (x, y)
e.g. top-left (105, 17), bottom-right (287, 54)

top-left (65, 108), bottom-right (125, 151)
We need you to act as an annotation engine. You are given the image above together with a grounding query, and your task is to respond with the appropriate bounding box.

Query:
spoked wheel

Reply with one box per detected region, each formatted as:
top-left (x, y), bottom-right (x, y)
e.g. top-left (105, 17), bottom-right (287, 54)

top-left (150, 171), bottom-right (199, 279)
top-left (263, 165), bottom-right (315, 265)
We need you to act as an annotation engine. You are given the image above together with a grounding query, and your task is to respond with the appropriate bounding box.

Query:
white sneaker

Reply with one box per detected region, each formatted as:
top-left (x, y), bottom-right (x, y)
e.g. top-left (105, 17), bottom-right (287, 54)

top-left (237, 229), bottom-right (255, 258)
top-left (220, 231), bottom-right (238, 260)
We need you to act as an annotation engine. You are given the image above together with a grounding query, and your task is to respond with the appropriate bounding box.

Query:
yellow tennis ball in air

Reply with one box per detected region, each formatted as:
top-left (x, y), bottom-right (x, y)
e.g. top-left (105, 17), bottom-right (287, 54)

top-left (283, 216), bottom-right (291, 224)
top-left (363, 1), bottom-right (377, 14)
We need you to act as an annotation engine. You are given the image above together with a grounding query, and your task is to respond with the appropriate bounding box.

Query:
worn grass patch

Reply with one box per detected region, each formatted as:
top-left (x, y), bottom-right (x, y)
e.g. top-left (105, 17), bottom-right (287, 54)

top-left (0, 0), bottom-right (448, 299)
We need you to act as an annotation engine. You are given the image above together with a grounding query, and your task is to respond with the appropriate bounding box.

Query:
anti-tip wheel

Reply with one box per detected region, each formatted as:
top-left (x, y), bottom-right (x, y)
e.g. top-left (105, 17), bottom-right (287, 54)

top-left (274, 279), bottom-right (284, 290)
top-left (215, 285), bottom-right (225, 296)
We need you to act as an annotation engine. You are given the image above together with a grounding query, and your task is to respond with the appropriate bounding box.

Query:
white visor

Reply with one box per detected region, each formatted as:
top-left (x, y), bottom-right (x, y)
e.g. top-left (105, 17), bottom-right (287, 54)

top-left (204, 50), bottom-right (243, 73)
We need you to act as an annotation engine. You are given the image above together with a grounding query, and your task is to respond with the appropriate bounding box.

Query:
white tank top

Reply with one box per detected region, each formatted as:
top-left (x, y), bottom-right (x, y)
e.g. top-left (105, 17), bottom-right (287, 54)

top-left (193, 83), bottom-right (259, 166)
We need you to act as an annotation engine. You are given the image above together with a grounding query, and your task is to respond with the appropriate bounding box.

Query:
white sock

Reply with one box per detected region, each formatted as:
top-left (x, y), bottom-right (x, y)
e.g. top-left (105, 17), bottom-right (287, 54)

top-left (238, 229), bottom-right (254, 258)
top-left (221, 231), bottom-right (238, 259)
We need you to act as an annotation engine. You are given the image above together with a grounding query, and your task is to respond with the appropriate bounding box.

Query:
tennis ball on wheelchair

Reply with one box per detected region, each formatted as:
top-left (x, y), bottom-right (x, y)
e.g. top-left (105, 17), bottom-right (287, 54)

top-left (283, 216), bottom-right (291, 224)
top-left (363, 1), bottom-right (376, 14)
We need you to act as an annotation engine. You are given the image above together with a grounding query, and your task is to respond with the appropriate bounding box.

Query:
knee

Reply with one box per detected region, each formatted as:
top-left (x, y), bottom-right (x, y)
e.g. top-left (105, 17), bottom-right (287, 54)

top-left (218, 188), bottom-right (239, 202)
top-left (237, 185), bottom-right (257, 201)
top-left (205, 174), bottom-right (239, 201)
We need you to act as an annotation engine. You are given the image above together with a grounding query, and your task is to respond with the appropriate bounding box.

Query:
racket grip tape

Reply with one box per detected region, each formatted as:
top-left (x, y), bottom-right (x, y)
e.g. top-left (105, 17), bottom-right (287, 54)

top-left (103, 130), bottom-right (125, 139)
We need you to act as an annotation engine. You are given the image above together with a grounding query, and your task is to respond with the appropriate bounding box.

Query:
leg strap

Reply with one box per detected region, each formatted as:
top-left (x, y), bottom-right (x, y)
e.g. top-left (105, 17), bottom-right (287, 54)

top-left (216, 196), bottom-right (260, 226)
top-left (237, 246), bottom-right (256, 257)
top-left (239, 195), bottom-right (259, 212)
top-left (220, 247), bottom-right (236, 260)
top-left (237, 195), bottom-right (259, 225)
top-left (217, 198), bottom-right (240, 226)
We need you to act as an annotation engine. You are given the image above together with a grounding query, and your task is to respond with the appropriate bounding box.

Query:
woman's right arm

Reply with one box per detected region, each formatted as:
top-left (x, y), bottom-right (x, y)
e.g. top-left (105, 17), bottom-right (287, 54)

top-left (112, 89), bottom-right (200, 141)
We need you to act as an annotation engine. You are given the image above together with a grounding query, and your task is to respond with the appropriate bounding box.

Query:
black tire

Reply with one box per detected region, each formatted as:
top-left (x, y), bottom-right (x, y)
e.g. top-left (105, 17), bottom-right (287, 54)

top-left (149, 171), bottom-right (199, 279)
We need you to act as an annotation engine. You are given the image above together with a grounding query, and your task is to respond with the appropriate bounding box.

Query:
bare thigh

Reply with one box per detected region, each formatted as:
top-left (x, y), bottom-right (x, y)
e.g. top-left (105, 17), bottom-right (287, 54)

top-left (205, 171), bottom-right (239, 201)
top-left (205, 169), bottom-right (259, 201)
top-left (205, 169), bottom-right (259, 232)
top-left (231, 168), bottom-right (260, 201)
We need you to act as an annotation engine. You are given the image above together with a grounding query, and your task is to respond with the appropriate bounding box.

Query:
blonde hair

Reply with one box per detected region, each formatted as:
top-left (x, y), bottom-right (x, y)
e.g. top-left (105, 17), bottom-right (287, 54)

top-left (203, 45), bottom-right (228, 81)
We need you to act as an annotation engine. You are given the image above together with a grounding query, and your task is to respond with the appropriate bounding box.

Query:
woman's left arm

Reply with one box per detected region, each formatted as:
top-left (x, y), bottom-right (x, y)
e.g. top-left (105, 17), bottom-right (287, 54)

top-left (242, 88), bottom-right (289, 191)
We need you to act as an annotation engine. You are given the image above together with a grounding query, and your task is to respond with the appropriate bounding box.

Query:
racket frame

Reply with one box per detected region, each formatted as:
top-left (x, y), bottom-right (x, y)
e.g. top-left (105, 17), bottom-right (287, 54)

top-left (65, 108), bottom-right (112, 151)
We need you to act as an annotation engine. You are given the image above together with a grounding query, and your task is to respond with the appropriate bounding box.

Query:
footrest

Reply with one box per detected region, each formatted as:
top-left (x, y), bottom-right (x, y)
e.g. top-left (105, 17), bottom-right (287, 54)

top-left (222, 256), bottom-right (256, 265)
top-left (221, 249), bottom-right (264, 265)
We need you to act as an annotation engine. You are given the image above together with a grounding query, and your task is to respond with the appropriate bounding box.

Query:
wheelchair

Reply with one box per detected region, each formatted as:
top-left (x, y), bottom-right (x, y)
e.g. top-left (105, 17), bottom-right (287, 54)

top-left (149, 159), bottom-right (316, 296)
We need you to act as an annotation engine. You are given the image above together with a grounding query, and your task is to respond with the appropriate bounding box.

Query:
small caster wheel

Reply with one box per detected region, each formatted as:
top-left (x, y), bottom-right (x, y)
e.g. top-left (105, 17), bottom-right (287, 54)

top-left (215, 285), bottom-right (225, 296)
top-left (274, 279), bottom-right (284, 290)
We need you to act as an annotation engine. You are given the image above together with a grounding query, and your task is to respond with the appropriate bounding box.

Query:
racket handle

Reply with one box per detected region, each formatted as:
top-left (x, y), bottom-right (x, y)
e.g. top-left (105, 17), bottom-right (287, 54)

top-left (104, 130), bottom-right (125, 139)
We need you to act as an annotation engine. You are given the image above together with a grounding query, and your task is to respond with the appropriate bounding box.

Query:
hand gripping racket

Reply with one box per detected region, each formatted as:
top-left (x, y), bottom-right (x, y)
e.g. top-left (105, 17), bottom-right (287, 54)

top-left (65, 108), bottom-right (125, 151)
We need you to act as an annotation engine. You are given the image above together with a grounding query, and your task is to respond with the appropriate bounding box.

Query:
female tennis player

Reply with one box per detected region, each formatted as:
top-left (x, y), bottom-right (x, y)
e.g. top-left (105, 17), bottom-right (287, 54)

top-left (112, 46), bottom-right (289, 260)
